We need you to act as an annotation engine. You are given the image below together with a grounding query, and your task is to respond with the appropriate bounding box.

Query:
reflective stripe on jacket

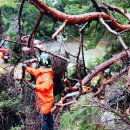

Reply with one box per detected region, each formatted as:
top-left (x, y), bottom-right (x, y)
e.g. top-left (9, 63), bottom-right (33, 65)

top-left (26, 67), bottom-right (54, 114)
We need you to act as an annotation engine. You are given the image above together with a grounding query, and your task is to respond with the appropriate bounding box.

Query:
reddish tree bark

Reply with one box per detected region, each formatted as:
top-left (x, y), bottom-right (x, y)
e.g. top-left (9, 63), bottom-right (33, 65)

top-left (29, 0), bottom-right (130, 31)
top-left (94, 67), bottom-right (127, 96)
top-left (81, 50), bottom-right (130, 86)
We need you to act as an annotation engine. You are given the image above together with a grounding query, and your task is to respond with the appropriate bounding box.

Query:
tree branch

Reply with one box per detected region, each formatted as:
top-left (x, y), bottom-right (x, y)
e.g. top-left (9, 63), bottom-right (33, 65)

top-left (28, 13), bottom-right (44, 47)
top-left (94, 67), bottom-right (127, 96)
top-left (0, 38), bottom-right (69, 62)
top-left (52, 20), bottom-right (67, 39)
top-left (18, 0), bottom-right (25, 37)
top-left (99, 17), bottom-right (129, 51)
top-left (80, 50), bottom-right (130, 86)
top-left (91, 0), bottom-right (102, 12)
top-left (29, 0), bottom-right (130, 32)
top-left (103, 3), bottom-right (130, 22)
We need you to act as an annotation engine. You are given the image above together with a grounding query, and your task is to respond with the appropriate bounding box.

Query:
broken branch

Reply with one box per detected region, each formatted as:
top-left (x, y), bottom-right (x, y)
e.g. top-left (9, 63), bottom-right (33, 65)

top-left (28, 13), bottom-right (44, 47)
top-left (80, 50), bottom-right (130, 86)
top-left (52, 20), bottom-right (67, 39)
top-left (94, 67), bottom-right (127, 96)
top-left (99, 17), bottom-right (128, 50)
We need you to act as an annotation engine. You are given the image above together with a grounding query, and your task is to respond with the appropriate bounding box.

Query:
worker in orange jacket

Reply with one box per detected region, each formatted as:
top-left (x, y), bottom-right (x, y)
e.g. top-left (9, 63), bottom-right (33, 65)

top-left (23, 53), bottom-right (54, 130)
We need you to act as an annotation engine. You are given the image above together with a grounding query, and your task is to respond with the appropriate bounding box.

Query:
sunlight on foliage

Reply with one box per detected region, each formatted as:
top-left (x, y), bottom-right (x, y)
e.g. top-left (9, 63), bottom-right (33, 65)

top-left (0, 0), bottom-right (18, 8)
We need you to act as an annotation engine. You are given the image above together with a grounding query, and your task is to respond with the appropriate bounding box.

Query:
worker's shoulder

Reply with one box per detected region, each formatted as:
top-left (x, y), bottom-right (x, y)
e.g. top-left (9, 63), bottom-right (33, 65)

top-left (38, 67), bottom-right (53, 73)
top-left (45, 68), bottom-right (53, 72)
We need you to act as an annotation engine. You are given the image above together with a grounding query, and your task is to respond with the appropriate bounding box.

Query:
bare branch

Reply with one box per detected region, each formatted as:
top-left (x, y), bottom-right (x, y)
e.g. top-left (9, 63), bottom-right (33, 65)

top-left (103, 4), bottom-right (130, 22)
top-left (94, 99), bottom-right (130, 125)
top-left (18, 0), bottom-right (26, 37)
top-left (99, 17), bottom-right (128, 50)
top-left (52, 20), bottom-right (67, 39)
top-left (91, 0), bottom-right (102, 12)
top-left (28, 13), bottom-right (44, 47)
top-left (0, 38), bottom-right (69, 62)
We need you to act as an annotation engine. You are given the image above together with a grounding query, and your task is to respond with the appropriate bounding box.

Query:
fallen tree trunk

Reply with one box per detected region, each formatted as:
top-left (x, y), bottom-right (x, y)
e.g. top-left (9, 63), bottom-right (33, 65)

top-left (81, 50), bottom-right (130, 86)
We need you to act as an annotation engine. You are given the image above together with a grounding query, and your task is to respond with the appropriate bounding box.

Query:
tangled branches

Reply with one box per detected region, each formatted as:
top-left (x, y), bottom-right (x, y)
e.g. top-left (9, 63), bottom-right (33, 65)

top-left (0, 68), bottom-right (42, 130)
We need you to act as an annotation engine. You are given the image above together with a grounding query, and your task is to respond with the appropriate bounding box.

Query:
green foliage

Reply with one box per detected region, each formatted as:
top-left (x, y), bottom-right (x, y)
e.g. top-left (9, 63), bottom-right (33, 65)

top-left (118, 80), bottom-right (125, 89)
top-left (60, 95), bottom-right (102, 130)
top-left (0, 97), bottom-right (20, 111)
top-left (103, 47), bottom-right (113, 61)
top-left (85, 40), bottom-right (96, 50)
top-left (84, 23), bottom-right (106, 50)
top-left (86, 60), bottom-right (95, 69)
top-left (6, 30), bottom-right (17, 40)
top-left (0, 0), bottom-right (18, 8)
top-left (65, 25), bottom-right (79, 37)
top-left (0, 1), bottom-right (18, 25)
top-left (104, 0), bottom-right (130, 25)
top-left (86, 57), bottom-right (103, 69)
top-left (1, 0), bottom-right (130, 129)
top-left (111, 43), bottom-right (122, 54)
top-left (95, 57), bottom-right (103, 65)
top-left (22, 2), bottom-right (39, 35)
top-left (64, 4), bottom-right (91, 15)
top-left (67, 63), bottom-right (77, 78)
top-left (40, 17), bottom-right (54, 37)
top-left (106, 0), bottom-right (130, 8)
top-left (103, 37), bottom-right (123, 62)
top-left (111, 61), bottom-right (123, 72)
top-left (10, 126), bottom-right (21, 130)
top-left (122, 31), bottom-right (130, 48)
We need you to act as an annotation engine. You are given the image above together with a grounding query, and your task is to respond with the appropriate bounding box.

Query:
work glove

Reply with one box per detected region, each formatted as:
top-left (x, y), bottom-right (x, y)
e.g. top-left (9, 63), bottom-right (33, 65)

top-left (26, 82), bottom-right (36, 90)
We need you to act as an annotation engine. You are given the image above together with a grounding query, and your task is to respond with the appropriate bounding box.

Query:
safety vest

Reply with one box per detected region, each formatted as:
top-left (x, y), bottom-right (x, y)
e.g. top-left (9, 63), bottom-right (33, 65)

top-left (26, 67), bottom-right (54, 114)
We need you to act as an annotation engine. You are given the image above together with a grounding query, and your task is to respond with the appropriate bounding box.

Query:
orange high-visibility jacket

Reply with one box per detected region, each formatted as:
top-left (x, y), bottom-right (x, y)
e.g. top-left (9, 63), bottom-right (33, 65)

top-left (26, 67), bottom-right (54, 114)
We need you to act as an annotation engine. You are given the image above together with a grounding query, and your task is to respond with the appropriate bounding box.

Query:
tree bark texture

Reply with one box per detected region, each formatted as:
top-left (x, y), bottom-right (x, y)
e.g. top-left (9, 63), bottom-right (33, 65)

top-left (30, 0), bottom-right (130, 31)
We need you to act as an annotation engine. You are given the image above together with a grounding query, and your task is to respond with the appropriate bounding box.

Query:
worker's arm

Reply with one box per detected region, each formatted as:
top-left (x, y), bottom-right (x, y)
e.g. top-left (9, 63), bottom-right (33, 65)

top-left (26, 67), bottom-right (39, 76)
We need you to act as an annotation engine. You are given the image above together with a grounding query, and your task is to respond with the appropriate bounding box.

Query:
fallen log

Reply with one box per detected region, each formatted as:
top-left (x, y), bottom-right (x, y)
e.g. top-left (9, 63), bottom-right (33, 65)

top-left (80, 50), bottom-right (130, 86)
